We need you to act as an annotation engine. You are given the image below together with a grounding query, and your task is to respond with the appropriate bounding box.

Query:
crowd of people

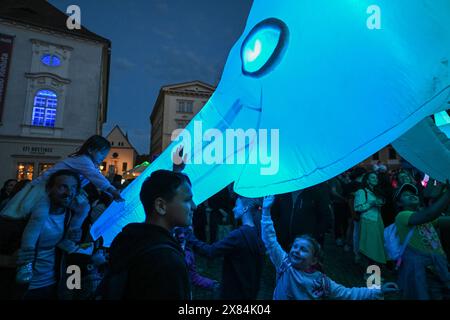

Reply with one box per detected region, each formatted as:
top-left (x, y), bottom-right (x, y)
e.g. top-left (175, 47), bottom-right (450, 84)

top-left (0, 135), bottom-right (449, 300)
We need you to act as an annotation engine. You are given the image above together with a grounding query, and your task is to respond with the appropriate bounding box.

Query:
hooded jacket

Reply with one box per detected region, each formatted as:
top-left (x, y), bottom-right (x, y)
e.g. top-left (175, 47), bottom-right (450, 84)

top-left (187, 225), bottom-right (265, 300)
top-left (108, 223), bottom-right (191, 300)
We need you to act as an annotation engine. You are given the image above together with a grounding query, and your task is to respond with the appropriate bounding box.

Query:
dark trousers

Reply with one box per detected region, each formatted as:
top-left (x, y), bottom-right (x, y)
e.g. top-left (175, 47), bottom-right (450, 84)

top-left (333, 202), bottom-right (349, 239)
top-left (193, 208), bottom-right (207, 242)
top-left (0, 267), bottom-right (16, 300)
top-left (209, 210), bottom-right (222, 243)
top-left (23, 284), bottom-right (57, 300)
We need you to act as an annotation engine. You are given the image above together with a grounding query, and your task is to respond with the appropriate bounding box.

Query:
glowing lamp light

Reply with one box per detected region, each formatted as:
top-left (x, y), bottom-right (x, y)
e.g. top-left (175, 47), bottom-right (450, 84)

top-left (421, 174), bottom-right (430, 187)
top-left (241, 18), bottom-right (288, 76)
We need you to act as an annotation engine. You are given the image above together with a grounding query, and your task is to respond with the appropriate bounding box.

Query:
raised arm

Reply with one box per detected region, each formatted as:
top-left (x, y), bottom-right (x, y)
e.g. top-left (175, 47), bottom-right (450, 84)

top-left (408, 181), bottom-right (450, 226)
top-left (327, 278), bottom-right (398, 300)
top-left (327, 278), bottom-right (382, 300)
top-left (186, 228), bottom-right (241, 258)
top-left (261, 195), bottom-right (288, 270)
top-left (186, 249), bottom-right (218, 290)
top-left (65, 156), bottom-right (124, 202)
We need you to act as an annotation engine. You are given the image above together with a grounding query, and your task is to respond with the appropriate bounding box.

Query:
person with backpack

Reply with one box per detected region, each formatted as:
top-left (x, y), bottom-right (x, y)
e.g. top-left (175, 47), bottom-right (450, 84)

top-left (354, 172), bottom-right (387, 270)
top-left (0, 136), bottom-right (124, 284)
top-left (100, 170), bottom-right (195, 300)
top-left (394, 181), bottom-right (450, 299)
top-left (347, 167), bottom-right (367, 264)
top-left (186, 196), bottom-right (266, 300)
top-left (11, 170), bottom-right (86, 299)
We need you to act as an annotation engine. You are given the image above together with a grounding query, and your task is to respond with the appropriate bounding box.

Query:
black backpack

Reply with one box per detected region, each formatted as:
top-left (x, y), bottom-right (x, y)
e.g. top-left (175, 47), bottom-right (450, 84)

top-left (94, 244), bottom-right (178, 300)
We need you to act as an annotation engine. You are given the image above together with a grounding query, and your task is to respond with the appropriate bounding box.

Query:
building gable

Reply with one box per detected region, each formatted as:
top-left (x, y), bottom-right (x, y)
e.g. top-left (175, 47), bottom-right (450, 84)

top-left (106, 125), bottom-right (136, 151)
top-left (162, 81), bottom-right (215, 95)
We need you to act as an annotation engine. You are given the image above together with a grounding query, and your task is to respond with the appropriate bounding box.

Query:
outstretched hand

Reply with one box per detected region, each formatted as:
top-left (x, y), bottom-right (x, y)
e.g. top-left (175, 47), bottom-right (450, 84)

top-left (381, 282), bottom-right (399, 295)
top-left (110, 188), bottom-right (125, 202)
top-left (172, 145), bottom-right (188, 173)
top-left (262, 195), bottom-right (275, 211)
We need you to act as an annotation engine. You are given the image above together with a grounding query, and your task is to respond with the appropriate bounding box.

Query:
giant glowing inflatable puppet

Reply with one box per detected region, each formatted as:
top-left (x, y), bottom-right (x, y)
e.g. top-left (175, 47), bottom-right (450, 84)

top-left (92, 0), bottom-right (450, 245)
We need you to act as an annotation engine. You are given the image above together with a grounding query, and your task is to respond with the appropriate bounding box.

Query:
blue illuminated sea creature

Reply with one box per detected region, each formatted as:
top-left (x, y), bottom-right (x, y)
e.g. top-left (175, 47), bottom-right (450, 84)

top-left (92, 0), bottom-right (450, 245)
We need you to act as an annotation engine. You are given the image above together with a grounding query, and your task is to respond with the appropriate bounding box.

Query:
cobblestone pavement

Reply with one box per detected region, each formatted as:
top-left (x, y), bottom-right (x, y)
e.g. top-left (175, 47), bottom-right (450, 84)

top-left (192, 233), bottom-right (401, 300)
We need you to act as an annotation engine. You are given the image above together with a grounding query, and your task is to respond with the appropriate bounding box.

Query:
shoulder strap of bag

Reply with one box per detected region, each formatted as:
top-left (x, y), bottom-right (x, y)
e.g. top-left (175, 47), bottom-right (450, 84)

top-left (395, 227), bottom-right (415, 270)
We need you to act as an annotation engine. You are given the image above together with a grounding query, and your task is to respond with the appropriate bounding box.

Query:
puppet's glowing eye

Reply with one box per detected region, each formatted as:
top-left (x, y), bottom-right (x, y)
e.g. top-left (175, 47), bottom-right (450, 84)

top-left (241, 18), bottom-right (288, 77)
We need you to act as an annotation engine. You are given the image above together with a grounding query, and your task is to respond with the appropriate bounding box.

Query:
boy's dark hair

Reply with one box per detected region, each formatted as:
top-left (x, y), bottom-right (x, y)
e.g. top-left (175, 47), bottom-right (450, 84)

top-left (70, 135), bottom-right (111, 157)
top-left (140, 170), bottom-right (191, 218)
top-left (46, 170), bottom-right (81, 193)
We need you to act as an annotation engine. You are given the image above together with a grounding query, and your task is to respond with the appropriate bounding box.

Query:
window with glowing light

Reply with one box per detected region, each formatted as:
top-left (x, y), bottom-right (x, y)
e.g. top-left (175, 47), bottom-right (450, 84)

top-left (32, 90), bottom-right (57, 127)
top-left (39, 163), bottom-right (54, 175)
top-left (41, 54), bottom-right (61, 67)
top-left (17, 163), bottom-right (34, 181)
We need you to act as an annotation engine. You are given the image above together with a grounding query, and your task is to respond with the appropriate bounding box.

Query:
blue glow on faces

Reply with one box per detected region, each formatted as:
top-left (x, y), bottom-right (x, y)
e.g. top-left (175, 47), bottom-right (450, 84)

top-left (241, 19), bottom-right (287, 76)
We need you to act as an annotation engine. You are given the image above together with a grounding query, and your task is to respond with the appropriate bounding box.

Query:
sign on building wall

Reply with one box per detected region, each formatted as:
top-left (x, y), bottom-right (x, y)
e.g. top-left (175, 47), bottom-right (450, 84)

top-left (22, 146), bottom-right (54, 155)
top-left (0, 34), bottom-right (14, 122)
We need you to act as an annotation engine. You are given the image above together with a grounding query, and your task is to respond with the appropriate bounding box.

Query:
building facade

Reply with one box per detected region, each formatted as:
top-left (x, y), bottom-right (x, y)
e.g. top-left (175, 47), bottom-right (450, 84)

top-left (101, 125), bottom-right (137, 178)
top-left (359, 144), bottom-right (402, 170)
top-left (0, 0), bottom-right (110, 183)
top-left (149, 81), bottom-right (215, 159)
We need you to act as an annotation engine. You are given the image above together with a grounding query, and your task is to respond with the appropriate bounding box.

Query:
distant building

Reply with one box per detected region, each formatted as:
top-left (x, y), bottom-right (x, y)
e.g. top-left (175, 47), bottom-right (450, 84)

top-left (102, 125), bottom-right (137, 178)
top-left (360, 144), bottom-right (402, 170)
top-left (0, 0), bottom-right (110, 183)
top-left (149, 81), bottom-right (215, 159)
top-left (359, 111), bottom-right (450, 171)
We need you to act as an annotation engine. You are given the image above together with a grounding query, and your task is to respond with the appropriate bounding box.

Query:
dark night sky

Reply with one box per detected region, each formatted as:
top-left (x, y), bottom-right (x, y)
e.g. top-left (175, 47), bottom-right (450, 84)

top-left (48, 0), bottom-right (253, 154)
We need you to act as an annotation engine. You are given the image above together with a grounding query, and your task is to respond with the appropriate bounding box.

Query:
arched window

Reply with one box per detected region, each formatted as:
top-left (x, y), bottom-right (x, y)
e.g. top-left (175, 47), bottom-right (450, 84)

top-left (32, 90), bottom-right (57, 127)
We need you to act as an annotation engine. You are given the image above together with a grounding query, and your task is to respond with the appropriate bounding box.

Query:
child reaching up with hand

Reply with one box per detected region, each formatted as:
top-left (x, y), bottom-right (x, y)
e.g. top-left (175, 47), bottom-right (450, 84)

top-left (261, 195), bottom-right (399, 300)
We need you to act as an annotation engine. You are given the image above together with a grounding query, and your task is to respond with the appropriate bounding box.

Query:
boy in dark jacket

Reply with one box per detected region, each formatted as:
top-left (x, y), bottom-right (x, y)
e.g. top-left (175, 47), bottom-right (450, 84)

top-left (107, 170), bottom-right (196, 300)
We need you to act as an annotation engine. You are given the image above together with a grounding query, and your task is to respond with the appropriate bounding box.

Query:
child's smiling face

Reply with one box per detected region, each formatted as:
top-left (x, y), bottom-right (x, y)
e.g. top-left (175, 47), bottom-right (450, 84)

top-left (289, 238), bottom-right (318, 270)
